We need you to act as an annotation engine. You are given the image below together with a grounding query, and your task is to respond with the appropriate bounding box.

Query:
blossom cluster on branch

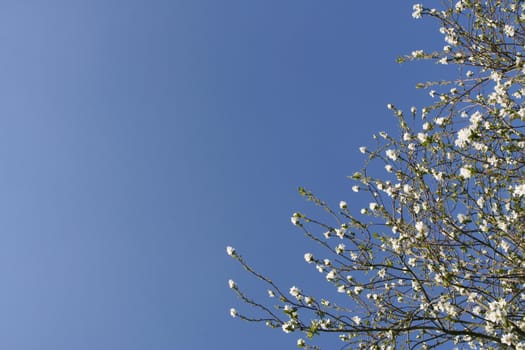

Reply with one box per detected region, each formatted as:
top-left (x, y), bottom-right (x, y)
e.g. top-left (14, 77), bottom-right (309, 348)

top-left (228, 1), bottom-right (525, 349)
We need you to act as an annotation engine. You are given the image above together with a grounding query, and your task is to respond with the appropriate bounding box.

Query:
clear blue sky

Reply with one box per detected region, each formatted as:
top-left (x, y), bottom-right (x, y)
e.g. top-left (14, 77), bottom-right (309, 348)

top-left (0, 1), bottom-right (443, 349)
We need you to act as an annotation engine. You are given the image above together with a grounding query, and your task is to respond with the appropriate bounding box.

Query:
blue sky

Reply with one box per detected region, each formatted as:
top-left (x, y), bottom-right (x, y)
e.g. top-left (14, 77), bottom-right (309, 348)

top-left (0, 1), bottom-right (443, 349)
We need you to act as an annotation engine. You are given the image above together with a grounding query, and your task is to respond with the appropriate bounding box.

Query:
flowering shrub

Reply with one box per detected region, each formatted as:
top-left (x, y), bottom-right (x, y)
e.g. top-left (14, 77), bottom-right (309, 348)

top-left (228, 1), bottom-right (525, 349)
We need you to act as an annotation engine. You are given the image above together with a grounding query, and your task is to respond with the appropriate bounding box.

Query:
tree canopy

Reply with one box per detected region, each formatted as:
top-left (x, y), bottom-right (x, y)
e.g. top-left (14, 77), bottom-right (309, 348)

top-left (228, 1), bottom-right (525, 349)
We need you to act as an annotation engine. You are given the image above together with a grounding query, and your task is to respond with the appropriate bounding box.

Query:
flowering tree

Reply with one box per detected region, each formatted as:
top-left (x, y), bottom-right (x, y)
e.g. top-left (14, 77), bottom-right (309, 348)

top-left (227, 1), bottom-right (525, 349)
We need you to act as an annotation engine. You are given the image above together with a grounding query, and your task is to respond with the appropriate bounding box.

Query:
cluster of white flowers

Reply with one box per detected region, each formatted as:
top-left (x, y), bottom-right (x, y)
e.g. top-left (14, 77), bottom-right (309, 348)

top-left (455, 127), bottom-right (472, 147)
top-left (228, 2), bottom-right (525, 348)
top-left (440, 26), bottom-right (459, 46)
top-left (412, 4), bottom-right (423, 19)
top-left (485, 299), bottom-right (507, 324)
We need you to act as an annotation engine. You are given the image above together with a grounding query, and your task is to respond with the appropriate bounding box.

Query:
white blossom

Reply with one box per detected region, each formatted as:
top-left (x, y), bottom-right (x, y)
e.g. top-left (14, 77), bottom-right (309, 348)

top-left (500, 240), bottom-right (510, 253)
top-left (514, 184), bottom-right (525, 197)
top-left (412, 4), bottom-right (423, 19)
top-left (455, 127), bottom-right (472, 147)
top-left (504, 25), bottom-right (515, 37)
top-left (326, 269), bottom-right (337, 281)
top-left (352, 316), bottom-right (361, 325)
top-left (289, 286), bottom-right (302, 300)
top-left (415, 221), bottom-right (428, 238)
top-left (459, 167), bottom-right (471, 179)
top-left (433, 171), bottom-right (443, 181)
top-left (457, 213), bottom-right (467, 223)
top-left (486, 299), bottom-right (507, 324)
top-left (304, 253), bottom-right (314, 263)
top-left (282, 321), bottom-right (295, 333)
top-left (455, 1), bottom-right (464, 11)
top-left (386, 149), bottom-right (398, 161)
top-left (470, 111), bottom-right (482, 125)
top-left (440, 26), bottom-right (459, 46)
top-left (226, 246), bottom-right (236, 256)
top-left (502, 333), bottom-right (516, 346)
